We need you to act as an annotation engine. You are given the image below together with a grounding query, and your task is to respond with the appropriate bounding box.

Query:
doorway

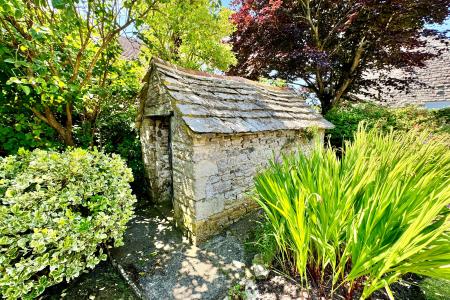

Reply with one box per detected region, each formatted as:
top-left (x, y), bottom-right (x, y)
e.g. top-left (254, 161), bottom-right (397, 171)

top-left (140, 116), bottom-right (173, 204)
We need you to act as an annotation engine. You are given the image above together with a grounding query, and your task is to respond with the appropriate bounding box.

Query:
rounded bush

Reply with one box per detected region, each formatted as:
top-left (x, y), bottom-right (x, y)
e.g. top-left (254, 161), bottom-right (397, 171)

top-left (0, 148), bottom-right (136, 299)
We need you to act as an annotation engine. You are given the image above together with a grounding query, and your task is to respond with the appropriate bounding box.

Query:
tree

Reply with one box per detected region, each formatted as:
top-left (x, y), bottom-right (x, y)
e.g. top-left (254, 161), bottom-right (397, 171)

top-left (0, 0), bottom-right (159, 146)
top-left (139, 0), bottom-right (236, 72)
top-left (229, 0), bottom-right (450, 114)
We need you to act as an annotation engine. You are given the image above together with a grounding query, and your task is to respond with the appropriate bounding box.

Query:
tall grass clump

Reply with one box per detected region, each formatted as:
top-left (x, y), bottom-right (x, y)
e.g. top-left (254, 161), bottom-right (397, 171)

top-left (254, 126), bottom-right (450, 299)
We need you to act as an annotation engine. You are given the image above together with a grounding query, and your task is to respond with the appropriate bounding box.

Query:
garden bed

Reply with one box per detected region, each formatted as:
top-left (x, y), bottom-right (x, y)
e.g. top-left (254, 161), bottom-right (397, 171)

top-left (243, 271), bottom-right (440, 300)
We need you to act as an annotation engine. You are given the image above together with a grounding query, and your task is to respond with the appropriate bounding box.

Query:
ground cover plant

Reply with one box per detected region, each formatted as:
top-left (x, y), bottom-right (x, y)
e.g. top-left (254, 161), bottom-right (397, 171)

top-left (0, 148), bottom-right (136, 299)
top-left (254, 126), bottom-right (450, 299)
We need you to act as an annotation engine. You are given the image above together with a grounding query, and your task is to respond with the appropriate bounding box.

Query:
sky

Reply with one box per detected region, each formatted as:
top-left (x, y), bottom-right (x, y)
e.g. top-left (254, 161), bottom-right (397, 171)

top-left (222, 0), bottom-right (233, 7)
top-left (427, 18), bottom-right (450, 34)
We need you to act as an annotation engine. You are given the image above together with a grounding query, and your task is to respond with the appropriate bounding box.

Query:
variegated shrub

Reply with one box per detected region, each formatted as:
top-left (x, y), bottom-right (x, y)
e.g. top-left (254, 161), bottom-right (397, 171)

top-left (0, 148), bottom-right (136, 299)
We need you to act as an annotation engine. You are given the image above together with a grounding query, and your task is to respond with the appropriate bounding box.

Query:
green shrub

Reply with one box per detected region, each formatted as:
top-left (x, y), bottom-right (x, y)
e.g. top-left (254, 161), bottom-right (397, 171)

top-left (94, 105), bottom-right (150, 201)
top-left (325, 103), bottom-right (450, 147)
top-left (0, 148), bottom-right (136, 299)
top-left (0, 104), bottom-right (63, 156)
top-left (254, 126), bottom-right (450, 299)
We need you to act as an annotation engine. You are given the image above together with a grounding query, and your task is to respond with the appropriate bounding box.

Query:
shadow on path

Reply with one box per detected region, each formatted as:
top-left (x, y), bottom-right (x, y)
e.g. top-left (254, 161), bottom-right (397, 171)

top-left (110, 204), bottom-right (257, 300)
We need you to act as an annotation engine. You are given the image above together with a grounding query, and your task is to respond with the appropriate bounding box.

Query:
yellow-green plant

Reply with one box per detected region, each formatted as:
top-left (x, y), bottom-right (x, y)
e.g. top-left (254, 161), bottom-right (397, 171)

top-left (0, 148), bottom-right (136, 299)
top-left (254, 126), bottom-right (450, 299)
top-left (140, 0), bottom-right (236, 72)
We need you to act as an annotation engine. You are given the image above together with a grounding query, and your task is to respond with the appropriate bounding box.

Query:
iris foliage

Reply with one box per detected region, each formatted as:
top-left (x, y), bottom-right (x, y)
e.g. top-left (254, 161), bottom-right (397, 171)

top-left (254, 126), bottom-right (450, 299)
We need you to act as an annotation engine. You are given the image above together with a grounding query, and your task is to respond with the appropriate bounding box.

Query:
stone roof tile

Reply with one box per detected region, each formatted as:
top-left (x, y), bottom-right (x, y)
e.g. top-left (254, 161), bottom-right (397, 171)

top-left (146, 58), bottom-right (333, 133)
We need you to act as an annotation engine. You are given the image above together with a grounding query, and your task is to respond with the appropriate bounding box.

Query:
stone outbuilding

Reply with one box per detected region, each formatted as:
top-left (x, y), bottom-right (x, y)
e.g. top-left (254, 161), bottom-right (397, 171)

top-left (136, 58), bottom-right (333, 243)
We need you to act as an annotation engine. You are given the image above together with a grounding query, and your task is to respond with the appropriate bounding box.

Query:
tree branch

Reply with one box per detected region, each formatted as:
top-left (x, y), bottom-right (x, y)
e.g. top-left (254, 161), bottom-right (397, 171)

top-left (31, 107), bottom-right (49, 124)
top-left (334, 37), bottom-right (366, 102)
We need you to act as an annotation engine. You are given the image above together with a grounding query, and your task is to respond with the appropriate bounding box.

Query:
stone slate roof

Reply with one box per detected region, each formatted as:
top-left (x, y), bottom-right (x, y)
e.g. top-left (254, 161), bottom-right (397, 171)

top-left (145, 58), bottom-right (333, 133)
top-left (363, 37), bottom-right (450, 107)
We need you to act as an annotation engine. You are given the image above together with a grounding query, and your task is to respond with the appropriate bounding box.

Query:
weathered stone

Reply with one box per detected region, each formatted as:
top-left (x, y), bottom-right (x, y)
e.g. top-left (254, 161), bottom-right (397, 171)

top-left (140, 118), bottom-right (172, 203)
top-left (195, 197), bottom-right (225, 220)
top-left (251, 264), bottom-right (270, 280)
top-left (138, 58), bottom-right (332, 243)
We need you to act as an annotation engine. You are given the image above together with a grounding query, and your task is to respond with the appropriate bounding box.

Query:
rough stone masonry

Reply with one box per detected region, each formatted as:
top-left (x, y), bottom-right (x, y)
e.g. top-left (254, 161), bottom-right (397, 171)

top-left (136, 58), bottom-right (333, 243)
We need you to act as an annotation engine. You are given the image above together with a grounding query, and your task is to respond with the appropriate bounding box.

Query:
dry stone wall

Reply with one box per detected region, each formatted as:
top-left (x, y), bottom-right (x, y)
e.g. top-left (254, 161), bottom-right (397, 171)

top-left (142, 113), bottom-right (321, 243)
top-left (181, 129), bottom-right (319, 242)
top-left (170, 116), bottom-right (196, 237)
top-left (140, 117), bottom-right (172, 203)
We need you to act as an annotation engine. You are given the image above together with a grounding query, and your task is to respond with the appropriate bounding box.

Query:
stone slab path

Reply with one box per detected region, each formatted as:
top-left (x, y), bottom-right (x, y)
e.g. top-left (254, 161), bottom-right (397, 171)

top-left (110, 205), bottom-right (257, 300)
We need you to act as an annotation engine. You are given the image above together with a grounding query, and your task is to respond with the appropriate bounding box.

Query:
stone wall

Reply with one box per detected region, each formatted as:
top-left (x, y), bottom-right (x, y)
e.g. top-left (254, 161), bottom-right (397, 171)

top-left (141, 113), bottom-right (321, 243)
top-left (183, 129), bottom-right (320, 243)
top-left (140, 117), bottom-right (172, 203)
top-left (170, 116), bottom-right (196, 238)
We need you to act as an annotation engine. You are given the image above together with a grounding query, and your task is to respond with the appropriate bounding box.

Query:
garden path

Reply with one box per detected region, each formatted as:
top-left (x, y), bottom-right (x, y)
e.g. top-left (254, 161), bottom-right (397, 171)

top-left (109, 204), bottom-right (256, 300)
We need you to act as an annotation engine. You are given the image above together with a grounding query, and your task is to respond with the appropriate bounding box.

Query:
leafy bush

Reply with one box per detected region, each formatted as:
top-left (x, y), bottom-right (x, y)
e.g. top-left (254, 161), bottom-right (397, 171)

top-left (94, 105), bottom-right (150, 201)
top-left (325, 102), bottom-right (450, 147)
top-left (254, 126), bottom-right (450, 299)
top-left (0, 148), bottom-right (136, 299)
top-left (0, 105), bottom-right (63, 156)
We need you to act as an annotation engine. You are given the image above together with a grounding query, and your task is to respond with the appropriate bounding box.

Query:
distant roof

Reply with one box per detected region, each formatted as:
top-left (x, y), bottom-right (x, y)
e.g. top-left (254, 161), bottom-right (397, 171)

top-left (140, 58), bottom-right (333, 134)
top-left (118, 36), bottom-right (141, 60)
top-left (362, 36), bottom-right (450, 107)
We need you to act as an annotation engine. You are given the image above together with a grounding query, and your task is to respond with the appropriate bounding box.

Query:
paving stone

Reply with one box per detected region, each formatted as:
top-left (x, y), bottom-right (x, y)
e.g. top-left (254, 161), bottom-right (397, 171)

top-left (110, 206), bottom-right (257, 300)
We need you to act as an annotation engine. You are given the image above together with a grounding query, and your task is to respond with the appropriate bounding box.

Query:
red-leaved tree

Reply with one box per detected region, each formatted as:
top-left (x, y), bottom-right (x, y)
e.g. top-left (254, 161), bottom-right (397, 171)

top-left (229, 0), bottom-right (450, 113)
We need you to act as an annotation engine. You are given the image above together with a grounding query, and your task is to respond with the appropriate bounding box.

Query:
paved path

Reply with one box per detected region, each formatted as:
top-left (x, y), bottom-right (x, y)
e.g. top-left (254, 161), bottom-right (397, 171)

top-left (110, 205), bottom-right (256, 300)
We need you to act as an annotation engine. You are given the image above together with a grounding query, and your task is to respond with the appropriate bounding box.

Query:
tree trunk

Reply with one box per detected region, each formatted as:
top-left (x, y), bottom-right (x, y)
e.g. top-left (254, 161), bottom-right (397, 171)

top-left (61, 130), bottom-right (75, 146)
top-left (319, 93), bottom-right (334, 115)
top-left (48, 119), bottom-right (75, 146)
top-left (31, 106), bottom-right (75, 147)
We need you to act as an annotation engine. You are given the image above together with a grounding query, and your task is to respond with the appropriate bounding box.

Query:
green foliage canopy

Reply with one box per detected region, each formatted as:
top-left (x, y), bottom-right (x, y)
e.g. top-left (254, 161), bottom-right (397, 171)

top-left (0, 0), bottom-right (158, 146)
top-left (139, 0), bottom-right (236, 72)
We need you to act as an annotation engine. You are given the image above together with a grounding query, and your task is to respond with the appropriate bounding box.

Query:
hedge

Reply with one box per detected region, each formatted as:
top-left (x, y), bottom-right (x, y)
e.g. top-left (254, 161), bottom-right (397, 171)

top-left (325, 102), bottom-right (450, 147)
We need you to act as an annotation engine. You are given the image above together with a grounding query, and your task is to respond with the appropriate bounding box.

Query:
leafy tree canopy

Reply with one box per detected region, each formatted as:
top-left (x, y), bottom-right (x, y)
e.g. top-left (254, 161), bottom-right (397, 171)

top-left (229, 0), bottom-right (450, 113)
top-left (139, 0), bottom-right (237, 72)
top-left (0, 0), bottom-right (236, 151)
top-left (0, 0), bottom-right (159, 146)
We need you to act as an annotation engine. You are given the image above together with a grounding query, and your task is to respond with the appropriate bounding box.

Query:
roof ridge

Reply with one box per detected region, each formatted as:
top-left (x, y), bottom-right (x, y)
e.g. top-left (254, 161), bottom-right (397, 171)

top-left (151, 57), bottom-right (292, 92)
